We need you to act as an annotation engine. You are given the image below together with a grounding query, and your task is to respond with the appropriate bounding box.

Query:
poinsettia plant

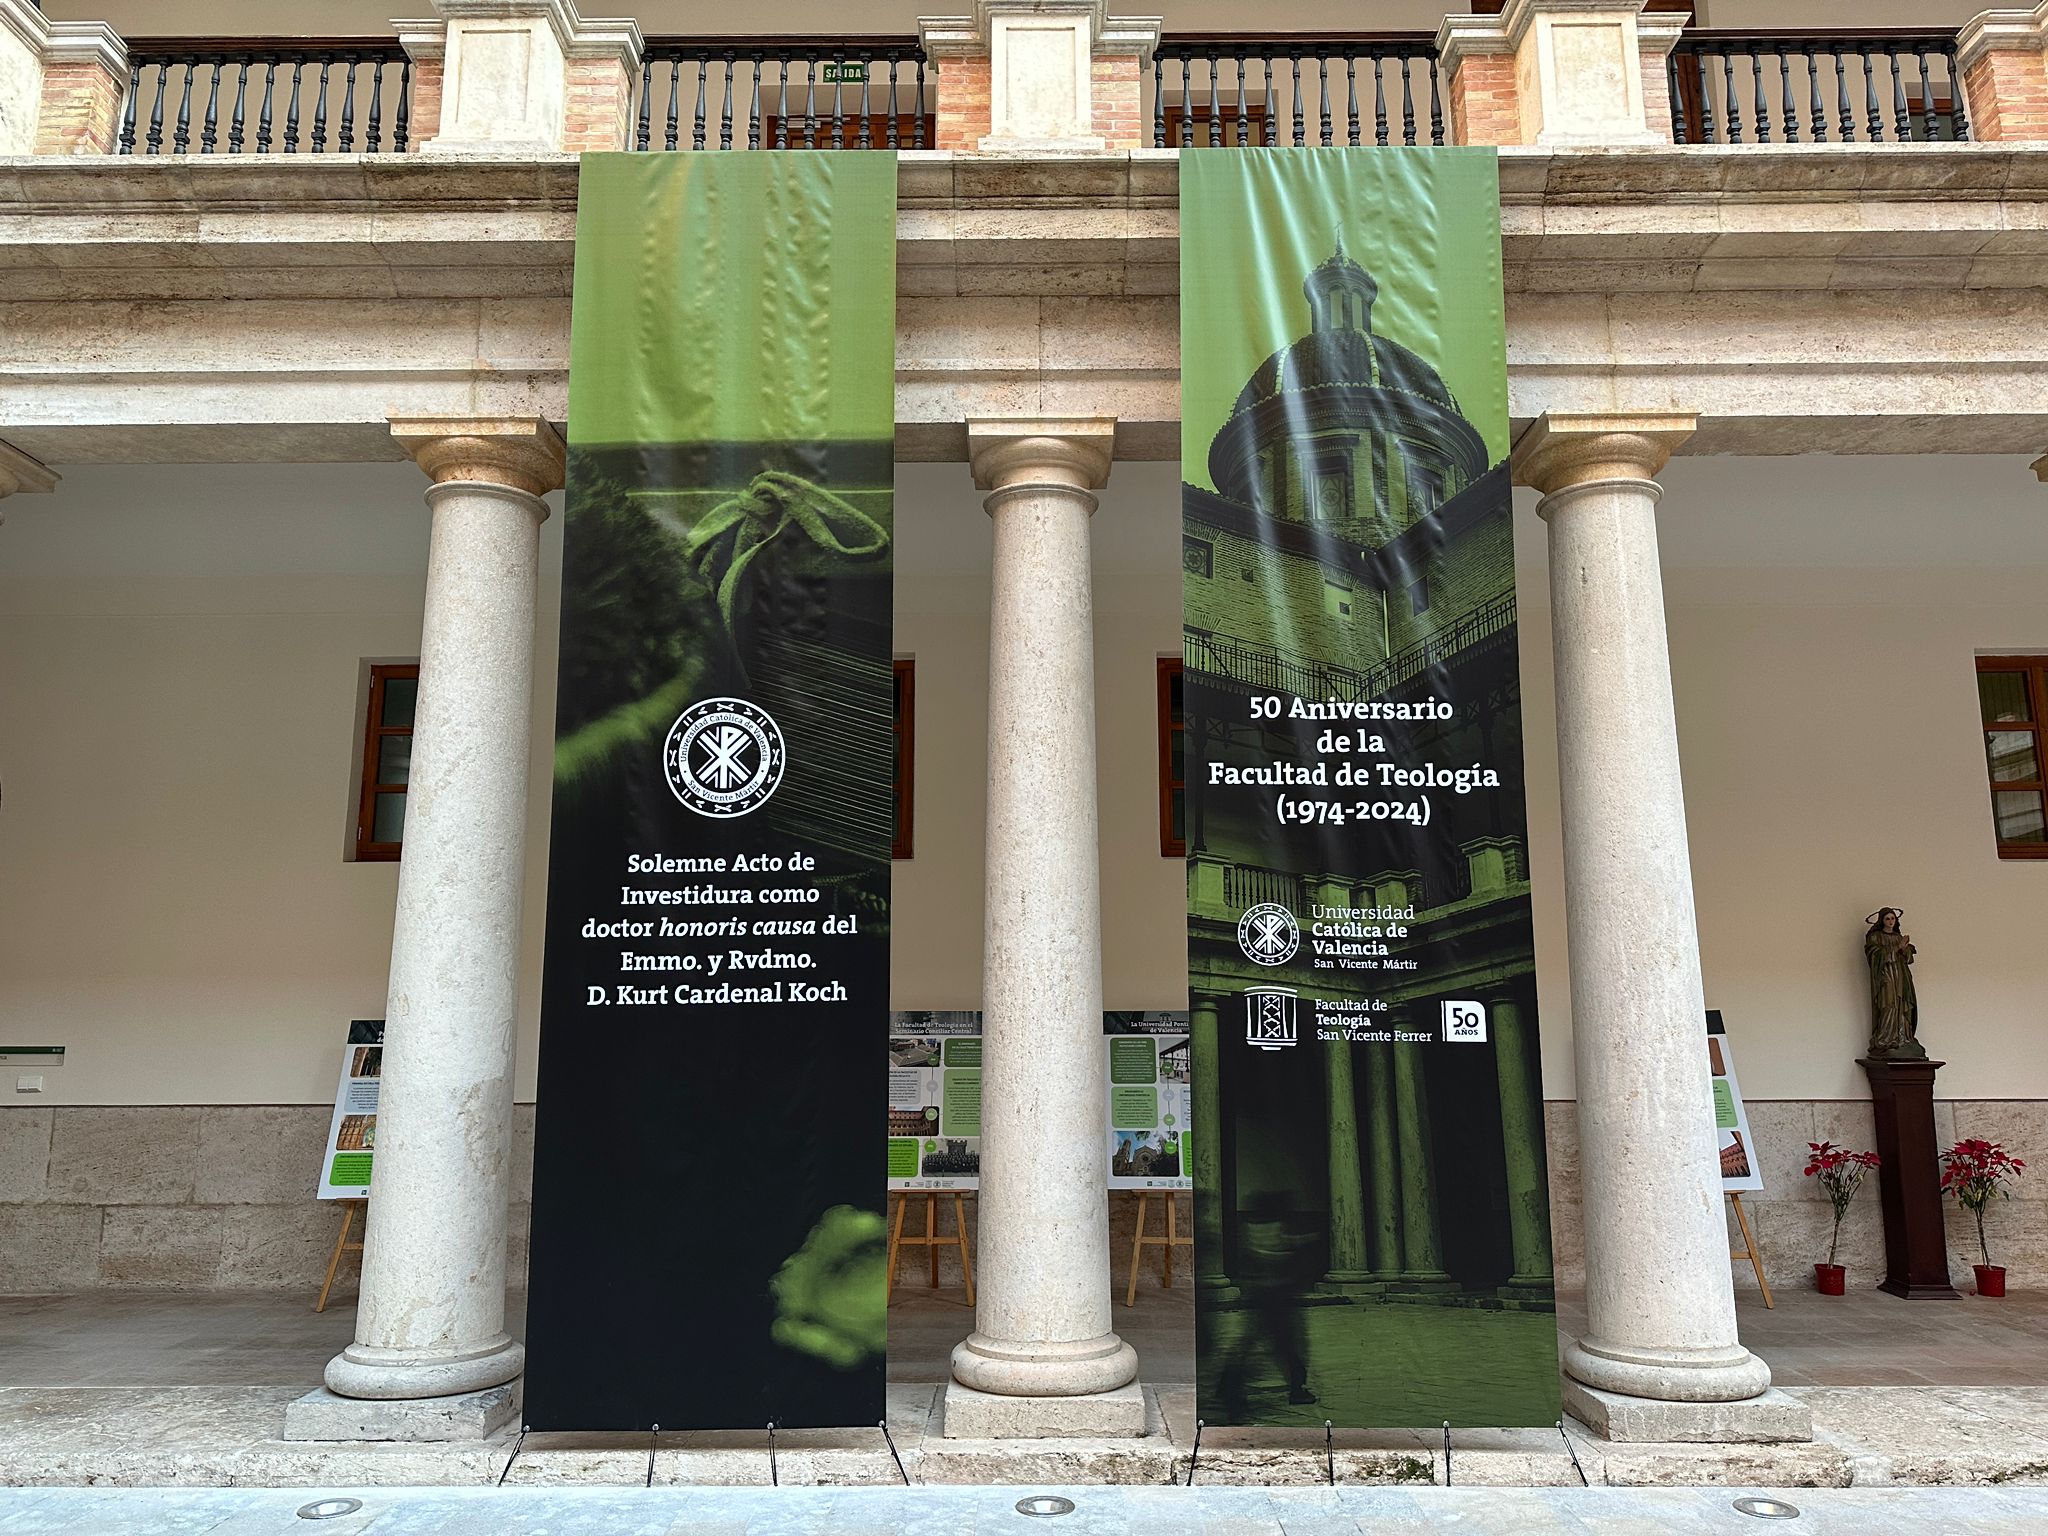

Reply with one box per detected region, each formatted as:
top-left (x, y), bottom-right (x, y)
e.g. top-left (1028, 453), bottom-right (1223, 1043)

top-left (1804, 1141), bottom-right (1881, 1268)
top-left (1941, 1138), bottom-right (2026, 1268)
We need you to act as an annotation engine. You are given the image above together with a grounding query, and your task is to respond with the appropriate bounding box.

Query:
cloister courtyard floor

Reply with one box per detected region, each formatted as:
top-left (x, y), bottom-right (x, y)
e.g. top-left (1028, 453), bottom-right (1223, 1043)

top-left (0, 1285), bottom-right (2044, 1489)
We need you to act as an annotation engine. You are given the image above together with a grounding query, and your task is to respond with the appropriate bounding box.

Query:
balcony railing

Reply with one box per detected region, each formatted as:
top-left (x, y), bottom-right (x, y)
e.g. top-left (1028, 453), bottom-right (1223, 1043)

top-left (119, 39), bottom-right (411, 155)
top-left (634, 37), bottom-right (929, 150)
top-left (1668, 31), bottom-right (1969, 145)
top-left (1154, 35), bottom-right (1443, 149)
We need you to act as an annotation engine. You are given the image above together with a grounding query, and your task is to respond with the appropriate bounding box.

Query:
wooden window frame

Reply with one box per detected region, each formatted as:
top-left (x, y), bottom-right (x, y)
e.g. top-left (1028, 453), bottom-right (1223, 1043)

top-left (893, 658), bottom-right (915, 861)
top-left (355, 663), bottom-right (418, 862)
top-left (1977, 655), bottom-right (2048, 860)
top-left (1158, 657), bottom-right (1186, 858)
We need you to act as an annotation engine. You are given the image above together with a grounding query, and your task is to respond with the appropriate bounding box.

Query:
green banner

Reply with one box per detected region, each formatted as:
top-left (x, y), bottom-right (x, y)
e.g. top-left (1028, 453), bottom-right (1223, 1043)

top-left (526, 151), bottom-right (896, 1432)
top-left (1184, 149), bottom-right (1558, 1428)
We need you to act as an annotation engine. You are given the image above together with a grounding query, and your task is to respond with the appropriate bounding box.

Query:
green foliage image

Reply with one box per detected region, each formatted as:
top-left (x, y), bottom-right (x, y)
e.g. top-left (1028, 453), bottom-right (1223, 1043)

top-left (770, 1204), bottom-right (887, 1371)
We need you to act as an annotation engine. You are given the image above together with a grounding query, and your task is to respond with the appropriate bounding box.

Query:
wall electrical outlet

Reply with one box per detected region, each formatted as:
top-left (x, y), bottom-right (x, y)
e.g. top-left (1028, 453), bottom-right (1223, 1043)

top-left (17, 1075), bottom-right (45, 1093)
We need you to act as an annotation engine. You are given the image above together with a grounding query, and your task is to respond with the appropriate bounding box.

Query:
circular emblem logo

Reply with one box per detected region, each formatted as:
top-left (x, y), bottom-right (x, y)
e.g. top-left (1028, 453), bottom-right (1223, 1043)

top-left (663, 697), bottom-right (786, 817)
top-left (1237, 902), bottom-right (1299, 967)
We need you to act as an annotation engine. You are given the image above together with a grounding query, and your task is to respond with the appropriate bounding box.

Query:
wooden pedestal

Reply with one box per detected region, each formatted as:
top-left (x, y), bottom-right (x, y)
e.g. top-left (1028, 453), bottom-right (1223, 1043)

top-left (1860, 1055), bottom-right (1958, 1300)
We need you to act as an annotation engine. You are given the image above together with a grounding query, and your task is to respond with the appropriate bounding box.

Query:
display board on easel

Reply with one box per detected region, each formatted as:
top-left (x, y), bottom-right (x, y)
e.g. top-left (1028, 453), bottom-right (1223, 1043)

top-left (1709, 1009), bottom-right (1774, 1307)
top-left (1708, 1010), bottom-right (1763, 1193)
top-left (317, 1020), bottom-right (384, 1200)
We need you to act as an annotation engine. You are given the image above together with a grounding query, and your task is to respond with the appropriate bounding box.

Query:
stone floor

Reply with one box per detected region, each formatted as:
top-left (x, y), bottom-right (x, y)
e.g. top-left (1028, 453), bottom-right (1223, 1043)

top-left (7, 1483), bottom-right (2048, 1534)
top-left (2, 1283), bottom-right (2047, 1489)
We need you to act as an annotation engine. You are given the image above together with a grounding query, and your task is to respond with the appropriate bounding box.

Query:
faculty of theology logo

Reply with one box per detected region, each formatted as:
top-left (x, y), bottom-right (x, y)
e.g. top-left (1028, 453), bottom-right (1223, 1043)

top-left (1245, 986), bottom-right (1298, 1051)
top-left (1237, 902), bottom-right (1299, 967)
top-left (663, 697), bottom-right (787, 818)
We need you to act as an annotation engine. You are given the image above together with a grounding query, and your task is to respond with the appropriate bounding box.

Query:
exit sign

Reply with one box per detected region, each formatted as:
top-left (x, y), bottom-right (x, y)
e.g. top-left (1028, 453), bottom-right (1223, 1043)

top-left (821, 62), bottom-right (868, 84)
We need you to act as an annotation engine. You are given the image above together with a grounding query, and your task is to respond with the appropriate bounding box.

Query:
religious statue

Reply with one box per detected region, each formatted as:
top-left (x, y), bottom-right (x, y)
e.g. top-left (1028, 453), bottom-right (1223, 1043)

top-left (1864, 907), bottom-right (1925, 1059)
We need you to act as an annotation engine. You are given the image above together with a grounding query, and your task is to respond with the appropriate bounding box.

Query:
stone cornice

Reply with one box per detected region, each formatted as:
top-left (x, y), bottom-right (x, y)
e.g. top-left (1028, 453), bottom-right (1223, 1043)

top-left (1955, 3), bottom-right (2048, 75)
top-left (1435, 15), bottom-right (1514, 71)
top-left (1501, 0), bottom-right (1648, 56)
top-left (917, 4), bottom-right (1159, 59)
top-left (0, 438), bottom-right (58, 499)
top-left (41, 22), bottom-right (126, 78)
top-left (0, 0), bottom-right (45, 58)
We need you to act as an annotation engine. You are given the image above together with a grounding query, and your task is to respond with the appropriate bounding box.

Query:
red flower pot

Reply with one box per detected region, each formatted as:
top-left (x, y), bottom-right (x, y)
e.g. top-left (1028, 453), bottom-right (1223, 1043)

top-left (1814, 1263), bottom-right (1846, 1296)
top-left (1975, 1264), bottom-right (2007, 1298)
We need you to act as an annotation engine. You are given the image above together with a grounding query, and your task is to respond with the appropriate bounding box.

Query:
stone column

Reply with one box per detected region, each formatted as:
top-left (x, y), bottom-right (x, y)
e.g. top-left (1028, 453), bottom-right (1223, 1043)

top-left (0, 438), bottom-right (58, 514)
top-left (314, 418), bottom-right (563, 1434)
top-left (1957, 5), bottom-right (2046, 143)
top-left (1490, 989), bottom-right (1553, 1294)
top-left (945, 417), bottom-right (1141, 1440)
top-left (1390, 1015), bottom-right (1451, 1289)
top-left (1189, 990), bottom-right (1235, 1300)
top-left (1516, 412), bottom-right (1799, 1444)
top-left (1362, 1039), bottom-right (1403, 1281)
top-left (1321, 1034), bottom-right (1373, 1292)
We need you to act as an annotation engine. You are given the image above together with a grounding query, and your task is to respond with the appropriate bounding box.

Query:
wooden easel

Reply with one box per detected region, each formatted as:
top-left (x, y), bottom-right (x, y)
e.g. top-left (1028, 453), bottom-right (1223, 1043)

top-left (887, 1190), bottom-right (974, 1304)
top-left (1727, 1192), bottom-right (1774, 1309)
top-left (315, 1198), bottom-right (366, 1313)
top-left (1124, 1189), bottom-right (1193, 1305)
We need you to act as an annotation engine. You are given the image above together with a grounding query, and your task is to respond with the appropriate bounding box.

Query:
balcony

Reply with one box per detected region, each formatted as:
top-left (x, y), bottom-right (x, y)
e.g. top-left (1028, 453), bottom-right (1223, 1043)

top-left (0, 7), bottom-right (2025, 163)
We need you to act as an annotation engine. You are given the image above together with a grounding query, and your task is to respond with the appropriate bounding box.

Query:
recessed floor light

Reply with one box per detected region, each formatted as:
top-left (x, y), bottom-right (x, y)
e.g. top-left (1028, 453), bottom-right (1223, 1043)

top-left (1733, 1496), bottom-right (1801, 1519)
top-left (296, 1497), bottom-right (364, 1521)
top-left (1016, 1494), bottom-right (1077, 1516)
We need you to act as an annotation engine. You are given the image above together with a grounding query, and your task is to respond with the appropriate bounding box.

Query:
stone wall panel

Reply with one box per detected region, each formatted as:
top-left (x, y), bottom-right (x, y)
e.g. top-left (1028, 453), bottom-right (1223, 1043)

top-left (45, 1106), bottom-right (202, 1205)
top-left (0, 1107), bottom-right (53, 1202)
top-left (97, 1205), bottom-right (227, 1288)
top-left (194, 1106), bottom-right (328, 1205)
top-left (0, 1204), bottom-right (99, 1292)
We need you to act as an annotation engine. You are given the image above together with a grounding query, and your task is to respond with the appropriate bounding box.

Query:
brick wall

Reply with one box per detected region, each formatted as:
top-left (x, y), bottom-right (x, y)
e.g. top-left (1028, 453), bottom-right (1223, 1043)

top-left (1449, 52), bottom-right (1520, 147)
top-left (34, 59), bottom-right (123, 155)
top-left (1964, 47), bottom-right (2048, 143)
top-left (406, 57), bottom-right (444, 149)
top-left (563, 56), bottom-right (633, 153)
top-left (1638, 47), bottom-right (1675, 144)
top-left (934, 55), bottom-right (991, 150)
top-left (1092, 54), bottom-right (1143, 150)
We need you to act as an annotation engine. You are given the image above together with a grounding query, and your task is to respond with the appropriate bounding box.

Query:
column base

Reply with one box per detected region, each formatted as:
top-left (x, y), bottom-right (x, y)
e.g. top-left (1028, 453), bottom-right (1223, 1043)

top-left (282, 1381), bottom-right (521, 1442)
top-left (940, 1378), bottom-right (1147, 1439)
top-left (323, 1333), bottom-right (525, 1401)
top-left (1316, 1272), bottom-right (1383, 1299)
top-left (1563, 1381), bottom-right (1813, 1444)
top-left (1562, 1334), bottom-right (1772, 1404)
top-left (950, 1329), bottom-right (1138, 1399)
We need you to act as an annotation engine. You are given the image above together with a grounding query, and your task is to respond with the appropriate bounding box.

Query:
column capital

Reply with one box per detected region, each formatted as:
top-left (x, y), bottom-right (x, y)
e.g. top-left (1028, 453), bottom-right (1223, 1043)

top-left (390, 416), bottom-right (566, 497)
top-left (969, 417), bottom-right (1115, 496)
top-left (0, 439), bottom-right (58, 500)
top-left (1512, 411), bottom-right (1696, 496)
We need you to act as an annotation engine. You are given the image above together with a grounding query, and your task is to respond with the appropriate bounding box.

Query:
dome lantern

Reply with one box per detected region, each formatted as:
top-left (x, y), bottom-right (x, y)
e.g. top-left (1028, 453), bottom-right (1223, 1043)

top-left (1304, 238), bottom-right (1378, 335)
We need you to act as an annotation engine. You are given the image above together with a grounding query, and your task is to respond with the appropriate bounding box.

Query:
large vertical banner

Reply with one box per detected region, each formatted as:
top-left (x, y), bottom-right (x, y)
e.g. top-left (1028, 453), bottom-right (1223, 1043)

top-left (526, 152), bottom-right (896, 1431)
top-left (1184, 150), bottom-right (1558, 1428)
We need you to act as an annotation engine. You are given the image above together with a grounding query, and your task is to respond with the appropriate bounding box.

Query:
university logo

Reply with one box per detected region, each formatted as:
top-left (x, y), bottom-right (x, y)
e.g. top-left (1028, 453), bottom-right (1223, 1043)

top-left (662, 697), bottom-right (787, 818)
top-left (1441, 1000), bottom-right (1487, 1043)
top-left (1237, 902), bottom-right (1299, 967)
top-left (1245, 986), bottom-right (1298, 1051)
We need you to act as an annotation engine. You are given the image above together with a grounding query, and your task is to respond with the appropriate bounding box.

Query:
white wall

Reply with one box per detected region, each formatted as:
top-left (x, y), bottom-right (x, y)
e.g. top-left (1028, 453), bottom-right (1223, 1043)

top-left (1, 455), bottom-right (2042, 1106)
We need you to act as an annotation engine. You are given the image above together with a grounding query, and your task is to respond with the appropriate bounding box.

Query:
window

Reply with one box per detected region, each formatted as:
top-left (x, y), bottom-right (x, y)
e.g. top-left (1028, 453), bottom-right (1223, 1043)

top-left (1158, 658), bottom-right (1185, 857)
top-left (1408, 574), bottom-right (1430, 617)
top-left (1978, 657), bottom-right (2048, 858)
top-left (893, 659), bottom-right (915, 861)
top-left (355, 664), bottom-right (418, 861)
